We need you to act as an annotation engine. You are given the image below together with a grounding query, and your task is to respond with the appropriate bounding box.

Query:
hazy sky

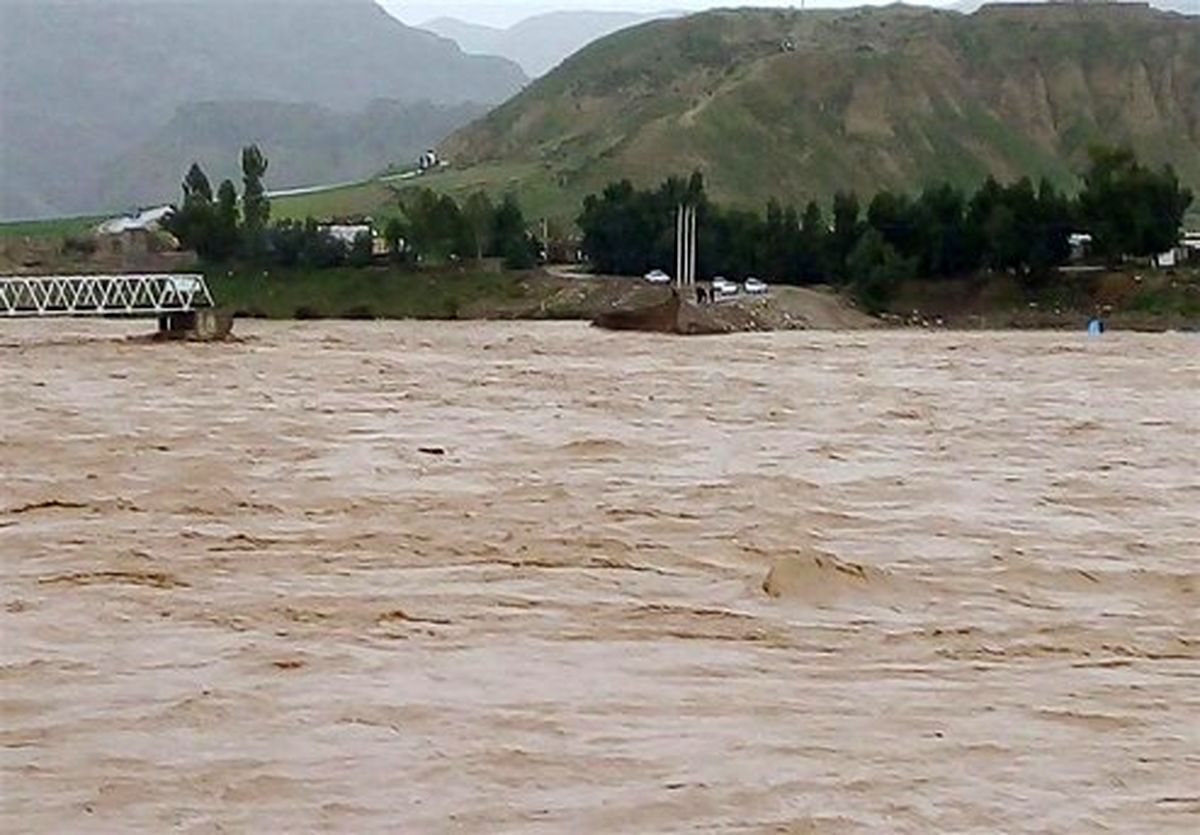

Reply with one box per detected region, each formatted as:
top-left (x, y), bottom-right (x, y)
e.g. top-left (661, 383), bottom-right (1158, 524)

top-left (382, 1), bottom-right (955, 27)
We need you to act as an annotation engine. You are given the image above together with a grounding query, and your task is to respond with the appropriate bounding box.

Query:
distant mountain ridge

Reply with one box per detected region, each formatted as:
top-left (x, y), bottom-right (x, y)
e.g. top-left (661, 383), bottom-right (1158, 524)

top-left (441, 4), bottom-right (1200, 220)
top-left (0, 0), bottom-right (527, 219)
top-left (421, 10), bottom-right (682, 77)
top-left (93, 100), bottom-right (490, 213)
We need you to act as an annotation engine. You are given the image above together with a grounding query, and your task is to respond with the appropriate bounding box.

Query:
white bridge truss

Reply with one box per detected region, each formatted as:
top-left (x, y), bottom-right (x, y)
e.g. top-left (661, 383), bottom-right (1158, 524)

top-left (0, 274), bottom-right (214, 318)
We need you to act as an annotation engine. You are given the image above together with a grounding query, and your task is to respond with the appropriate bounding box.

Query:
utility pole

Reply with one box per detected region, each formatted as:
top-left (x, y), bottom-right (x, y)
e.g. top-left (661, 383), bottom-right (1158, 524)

top-left (691, 203), bottom-right (700, 289)
top-left (676, 203), bottom-right (683, 288)
top-left (675, 204), bottom-right (697, 290)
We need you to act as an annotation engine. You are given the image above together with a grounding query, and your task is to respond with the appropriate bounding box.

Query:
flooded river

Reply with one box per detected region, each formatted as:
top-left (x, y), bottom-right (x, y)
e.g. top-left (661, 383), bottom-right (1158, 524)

top-left (2, 321), bottom-right (1198, 832)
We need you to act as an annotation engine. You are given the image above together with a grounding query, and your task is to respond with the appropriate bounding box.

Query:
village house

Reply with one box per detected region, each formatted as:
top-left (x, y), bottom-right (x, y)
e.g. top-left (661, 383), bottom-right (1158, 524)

top-left (317, 218), bottom-right (389, 258)
top-left (1183, 231), bottom-right (1200, 261)
top-left (1154, 230), bottom-right (1200, 269)
top-left (1067, 232), bottom-right (1093, 262)
top-left (418, 149), bottom-right (441, 173)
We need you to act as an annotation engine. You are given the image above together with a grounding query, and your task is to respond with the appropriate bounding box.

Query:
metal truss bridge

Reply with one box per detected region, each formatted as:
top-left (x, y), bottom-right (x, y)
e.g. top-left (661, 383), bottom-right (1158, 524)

top-left (0, 274), bottom-right (214, 318)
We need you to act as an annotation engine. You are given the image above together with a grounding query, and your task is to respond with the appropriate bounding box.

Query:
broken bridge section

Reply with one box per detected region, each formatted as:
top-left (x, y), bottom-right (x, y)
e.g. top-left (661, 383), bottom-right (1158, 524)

top-left (0, 274), bottom-right (214, 318)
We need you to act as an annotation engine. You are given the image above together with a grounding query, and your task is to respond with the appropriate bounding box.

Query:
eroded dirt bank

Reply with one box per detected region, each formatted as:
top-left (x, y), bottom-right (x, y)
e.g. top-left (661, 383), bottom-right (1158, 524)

top-left (2, 321), bottom-right (1197, 832)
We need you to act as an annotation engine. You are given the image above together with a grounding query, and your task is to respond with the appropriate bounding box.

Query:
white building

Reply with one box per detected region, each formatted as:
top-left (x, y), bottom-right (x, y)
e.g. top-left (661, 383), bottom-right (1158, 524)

top-left (418, 149), bottom-right (440, 172)
top-left (1154, 231), bottom-right (1200, 269)
top-left (320, 224), bottom-right (372, 246)
top-left (1067, 232), bottom-right (1093, 262)
top-left (1183, 231), bottom-right (1200, 259)
top-left (97, 205), bottom-right (173, 235)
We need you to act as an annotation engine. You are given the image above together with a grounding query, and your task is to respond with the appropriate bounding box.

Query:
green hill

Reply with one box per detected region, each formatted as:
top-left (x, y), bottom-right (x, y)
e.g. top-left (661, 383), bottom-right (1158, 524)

top-left (436, 3), bottom-right (1200, 222)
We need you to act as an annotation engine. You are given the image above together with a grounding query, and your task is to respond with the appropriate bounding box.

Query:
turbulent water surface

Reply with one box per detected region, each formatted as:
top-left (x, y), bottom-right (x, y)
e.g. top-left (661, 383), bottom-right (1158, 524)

top-left (2, 321), bottom-right (1198, 833)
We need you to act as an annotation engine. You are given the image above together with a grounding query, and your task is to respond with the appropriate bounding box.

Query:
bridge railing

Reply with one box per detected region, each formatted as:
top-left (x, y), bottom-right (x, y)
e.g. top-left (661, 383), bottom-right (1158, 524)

top-left (0, 274), bottom-right (215, 318)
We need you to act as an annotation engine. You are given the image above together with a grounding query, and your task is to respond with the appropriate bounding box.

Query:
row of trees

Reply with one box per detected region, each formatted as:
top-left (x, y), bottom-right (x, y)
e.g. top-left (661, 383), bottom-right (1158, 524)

top-left (165, 146), bottom-right (270, 261)
top-left (578, 146), bottom-right (1193, 310)
top-left (390, 188), bottom-right (540, 269)
top-left (166, 148), bottom-right (541, 271)
top-left (260, 188), bottom-right (540, 271)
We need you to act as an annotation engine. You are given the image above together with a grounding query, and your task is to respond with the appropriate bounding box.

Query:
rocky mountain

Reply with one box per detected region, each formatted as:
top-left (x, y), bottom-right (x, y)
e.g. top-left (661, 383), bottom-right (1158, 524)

top-left (0, 0), bottom-right (526, 219)
top-left (440, 4), bottom-right (1200, 220)
top-left (421, 10), bottom-right (681, 77)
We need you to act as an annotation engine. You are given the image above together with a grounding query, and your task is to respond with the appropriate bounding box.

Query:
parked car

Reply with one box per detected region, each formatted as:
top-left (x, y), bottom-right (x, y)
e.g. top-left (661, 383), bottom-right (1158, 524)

top-left (743, 277), bottom-right (768, 295)
top-left (644, 269), bottom-right (671, 284)
top-left (712, 277), bottom-right (738, 297)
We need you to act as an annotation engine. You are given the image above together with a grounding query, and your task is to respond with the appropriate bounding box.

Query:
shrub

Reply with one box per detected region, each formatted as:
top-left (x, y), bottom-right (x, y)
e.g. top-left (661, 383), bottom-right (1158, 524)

top-left (62, 235), bottom-right (98, 256)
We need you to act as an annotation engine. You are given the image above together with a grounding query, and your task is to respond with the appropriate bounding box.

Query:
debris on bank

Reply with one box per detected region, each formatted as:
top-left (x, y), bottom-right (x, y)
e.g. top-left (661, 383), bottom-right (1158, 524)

top-left (592, 286), bottom-right (877, 334)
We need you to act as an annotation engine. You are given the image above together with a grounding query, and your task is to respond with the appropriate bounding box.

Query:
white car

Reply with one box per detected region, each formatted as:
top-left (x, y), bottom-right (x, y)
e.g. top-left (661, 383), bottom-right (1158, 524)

top-left (712, 277), bottom-right (738, 297)
top-left (644, 269), bottom-right (671, 284)
top-left (743, 277), bottom-right (769, 295)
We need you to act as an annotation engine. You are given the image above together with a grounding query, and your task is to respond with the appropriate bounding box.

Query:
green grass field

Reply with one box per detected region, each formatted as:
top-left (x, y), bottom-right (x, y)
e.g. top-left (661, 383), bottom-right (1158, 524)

top-left (206, 264), bottom-right (536, 320)
top-left (271, 181), bottom-right (396, 221)
top-left (0, 215), bottom-right (104, 240)
top-left (271, 163), bottom-right (583, 227)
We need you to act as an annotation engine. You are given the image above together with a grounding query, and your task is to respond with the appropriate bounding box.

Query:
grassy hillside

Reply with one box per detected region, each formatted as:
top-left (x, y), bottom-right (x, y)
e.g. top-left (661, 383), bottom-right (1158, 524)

top-left (0, 0), bottom-right (526, 220)
top-left (436, 4), bottom-right (1200, 221)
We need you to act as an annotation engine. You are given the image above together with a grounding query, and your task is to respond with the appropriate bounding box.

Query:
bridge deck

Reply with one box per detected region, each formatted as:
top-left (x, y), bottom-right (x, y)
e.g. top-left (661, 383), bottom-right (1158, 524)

top-left (0, 274), bottom-right (214, 318)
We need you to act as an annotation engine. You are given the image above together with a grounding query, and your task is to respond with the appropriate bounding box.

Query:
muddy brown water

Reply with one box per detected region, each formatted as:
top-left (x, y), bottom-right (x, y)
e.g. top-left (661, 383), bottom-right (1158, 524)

top-left (2, 320), bottom-right (1198, 833)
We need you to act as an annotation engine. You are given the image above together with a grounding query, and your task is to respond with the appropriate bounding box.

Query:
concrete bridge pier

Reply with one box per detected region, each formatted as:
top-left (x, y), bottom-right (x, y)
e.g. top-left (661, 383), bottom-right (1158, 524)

top-left (157, 308), bottom-right (234, 341)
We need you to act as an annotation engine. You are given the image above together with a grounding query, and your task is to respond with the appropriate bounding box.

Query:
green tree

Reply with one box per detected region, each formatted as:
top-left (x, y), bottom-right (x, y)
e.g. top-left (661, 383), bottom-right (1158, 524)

top-left (579, 180), bottom-right (641, 274)
top-left (348, 231), bottom-right (374, 267)
top-left (846, 228), bottom-right (915, 313)
top-left (398, 188), bottom-right (470, 262)
top-left (241, 144), bottom-right (270, 256)
top-left (579, 172), bottom-right (710, 277)
top-left (1078, 145), bottom-right (1193, 260)
top-left (183, 162), bottom-right (213, 204)
top-left (1027, 178), bottom-right (1073, 279)
top-left (493, 193), bottom-right (537, 269)
top-left (913, 183), bottom-right (975, 278)
top-left (829, 191), bottom-right (863, 283)
top-left (967, 177), bottom-right (1070, 281)
top-left (462, 191), bottom-right (496, 260)
top-left (266, 219), bottom-right (306, 266)
top-left (165, 162), bottom-right (218, 258)
top-left (867, 190), bottom-right (918, 258)
top-left (210, 179), bottom-right (241, 261)
top-left (761, 200), bottom-right (793, 281)
top-left (383, 217), bottom-right (407, 261)
top-left (298, 217), bottom-right (346, 268)
top-left (797, 200), bottom-right (829, 284)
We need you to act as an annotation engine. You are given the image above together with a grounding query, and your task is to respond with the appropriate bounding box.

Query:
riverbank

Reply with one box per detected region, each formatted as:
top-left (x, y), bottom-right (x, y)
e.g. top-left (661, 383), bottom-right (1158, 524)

top-left (207, 264), bottom-right (1198, 332)
top-left (205, 266), bottom-right (877, 330)
top-left (887, 268), bottom-right (1200, 331)
top-left (3, 230), bottom-right (1196, 331)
